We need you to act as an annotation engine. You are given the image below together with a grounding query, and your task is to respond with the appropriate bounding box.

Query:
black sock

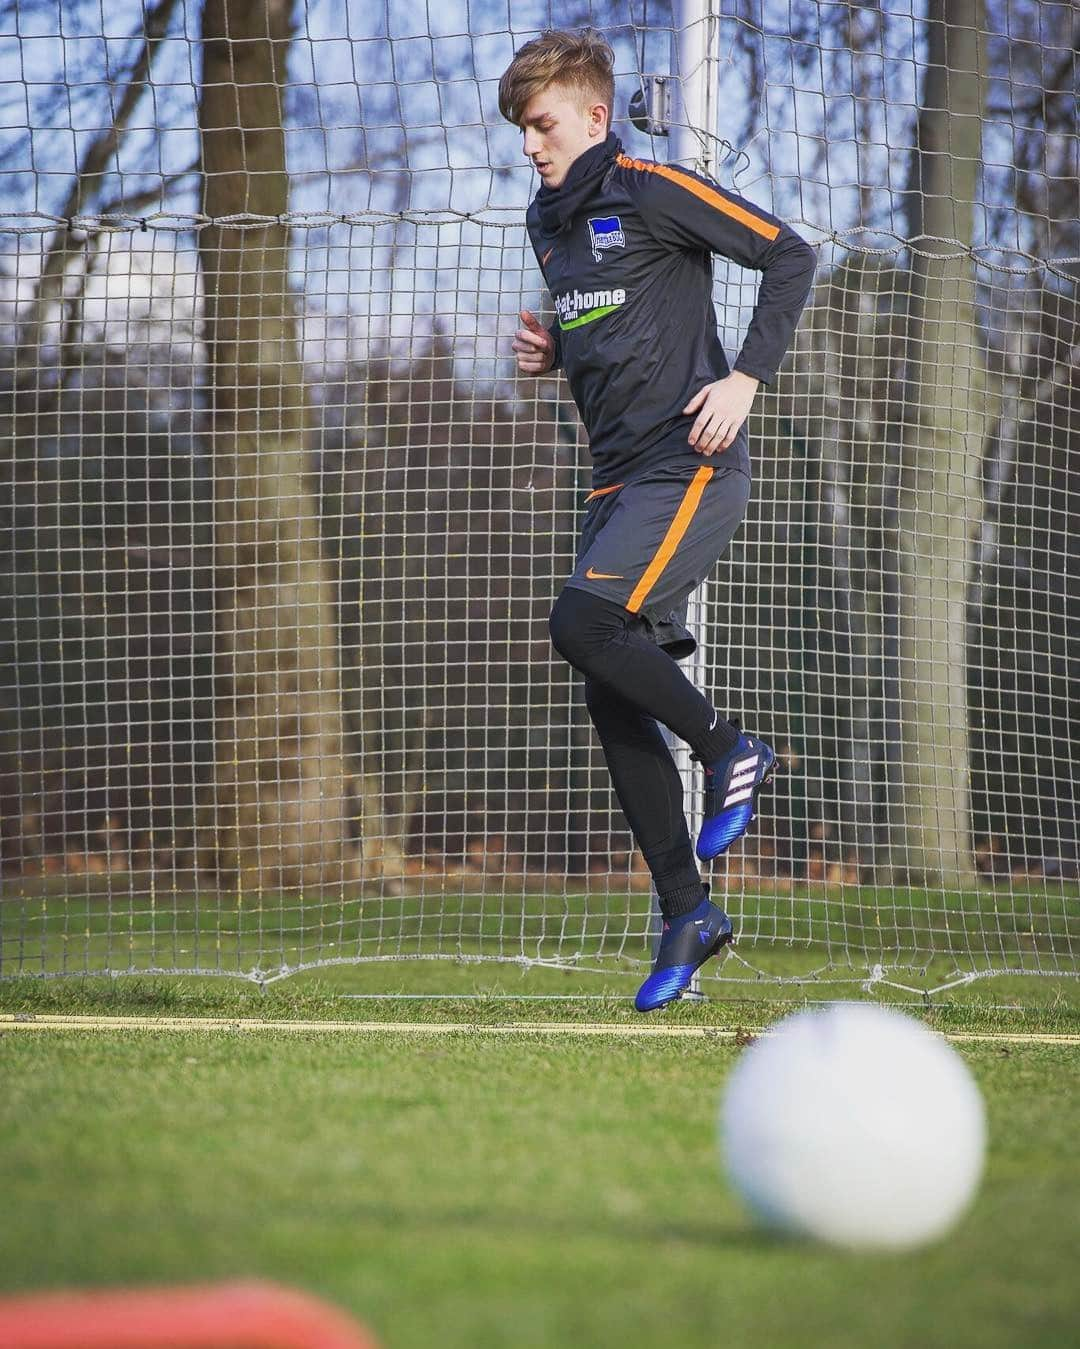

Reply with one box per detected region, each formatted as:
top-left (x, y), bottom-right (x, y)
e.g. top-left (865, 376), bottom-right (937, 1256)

top-left (692, 713), bottom-right (741, 765)
top-left (659, 881), bottom-right (709, 918)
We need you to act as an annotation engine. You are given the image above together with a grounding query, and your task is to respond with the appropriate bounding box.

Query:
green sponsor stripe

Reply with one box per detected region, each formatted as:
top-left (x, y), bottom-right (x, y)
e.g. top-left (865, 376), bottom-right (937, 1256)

top-left (558, 303), bottom-right (620, 331)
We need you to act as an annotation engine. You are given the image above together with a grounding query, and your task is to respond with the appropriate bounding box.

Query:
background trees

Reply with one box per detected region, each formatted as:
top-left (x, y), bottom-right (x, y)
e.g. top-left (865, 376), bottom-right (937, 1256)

top-left (195, 0), bottom-right (376, 888)
top-left (0, 0), bottom-right (1075, 890)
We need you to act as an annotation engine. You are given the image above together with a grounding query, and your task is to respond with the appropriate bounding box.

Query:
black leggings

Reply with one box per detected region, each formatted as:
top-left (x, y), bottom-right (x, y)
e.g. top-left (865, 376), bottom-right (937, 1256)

top-left (549, 586), bottom-right (734, 912)
top-left (583, 678), bottom-right (702, 905)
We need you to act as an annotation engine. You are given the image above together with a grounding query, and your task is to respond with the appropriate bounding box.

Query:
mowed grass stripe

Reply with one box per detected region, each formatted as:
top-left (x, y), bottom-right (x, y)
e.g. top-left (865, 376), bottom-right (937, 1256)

top-left (4, 1025), bottom-right (1078, 1348)
top-left (3, 1013), bottom-right (1079, 1045)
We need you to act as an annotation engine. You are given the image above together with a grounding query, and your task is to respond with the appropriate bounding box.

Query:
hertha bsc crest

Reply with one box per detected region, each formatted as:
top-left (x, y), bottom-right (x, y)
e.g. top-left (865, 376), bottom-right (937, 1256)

top-left (588, 215), bottom-right (625, 262)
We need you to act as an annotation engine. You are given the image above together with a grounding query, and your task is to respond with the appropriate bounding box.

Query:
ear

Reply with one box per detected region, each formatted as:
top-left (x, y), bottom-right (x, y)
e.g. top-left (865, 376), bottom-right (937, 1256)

top-left (588, 101), bottom-right (609, 138)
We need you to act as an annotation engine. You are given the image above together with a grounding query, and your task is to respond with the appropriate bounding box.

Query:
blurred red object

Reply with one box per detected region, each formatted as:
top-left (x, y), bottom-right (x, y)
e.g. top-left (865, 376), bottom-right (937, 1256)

top-left (0, 1280), bottom-right (379, 1349)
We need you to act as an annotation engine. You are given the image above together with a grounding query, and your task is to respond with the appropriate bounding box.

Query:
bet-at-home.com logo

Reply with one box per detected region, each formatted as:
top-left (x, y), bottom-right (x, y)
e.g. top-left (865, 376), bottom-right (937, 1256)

top-left (554, 286), bottom-right (627, 331)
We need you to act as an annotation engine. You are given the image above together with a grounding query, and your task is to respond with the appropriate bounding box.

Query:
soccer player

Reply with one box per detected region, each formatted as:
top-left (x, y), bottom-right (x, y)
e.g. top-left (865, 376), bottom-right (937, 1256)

top-left (500, 30), bottom-right (816, 1011)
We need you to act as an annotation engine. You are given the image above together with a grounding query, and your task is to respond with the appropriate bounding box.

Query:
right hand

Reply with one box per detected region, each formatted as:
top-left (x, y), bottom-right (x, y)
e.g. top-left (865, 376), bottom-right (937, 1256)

top-left (512, 309), bottom-right (556, 376)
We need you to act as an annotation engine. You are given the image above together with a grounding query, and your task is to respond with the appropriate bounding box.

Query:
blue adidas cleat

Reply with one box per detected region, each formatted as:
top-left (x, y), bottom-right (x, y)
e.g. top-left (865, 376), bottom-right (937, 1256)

top-left (696, 723), bottom-right (779, 862)
top-left (634, 889), bottom-right (734, 1013)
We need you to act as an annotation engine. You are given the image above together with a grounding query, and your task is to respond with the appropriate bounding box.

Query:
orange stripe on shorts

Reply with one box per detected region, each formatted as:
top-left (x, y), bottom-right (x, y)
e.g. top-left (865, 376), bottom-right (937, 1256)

top-left (625, 466), bottom-right (715, 614)
top-left (585, 482), bottom-right (624, 502)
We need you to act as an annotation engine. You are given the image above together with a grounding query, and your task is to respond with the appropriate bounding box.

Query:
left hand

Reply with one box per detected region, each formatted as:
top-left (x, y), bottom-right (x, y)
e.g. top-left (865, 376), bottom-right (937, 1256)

top-left (683, 370), bottom-right (760, 454)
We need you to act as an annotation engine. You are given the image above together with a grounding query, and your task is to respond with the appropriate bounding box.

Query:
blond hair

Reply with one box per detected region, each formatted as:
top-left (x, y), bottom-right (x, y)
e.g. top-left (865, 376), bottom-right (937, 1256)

top-left (498, 29), bottom-right (615, 128)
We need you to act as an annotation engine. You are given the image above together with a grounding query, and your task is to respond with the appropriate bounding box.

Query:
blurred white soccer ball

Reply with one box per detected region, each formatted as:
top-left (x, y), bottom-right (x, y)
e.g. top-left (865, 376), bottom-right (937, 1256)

top-left (720, 1004), bottom-right (986, 1249)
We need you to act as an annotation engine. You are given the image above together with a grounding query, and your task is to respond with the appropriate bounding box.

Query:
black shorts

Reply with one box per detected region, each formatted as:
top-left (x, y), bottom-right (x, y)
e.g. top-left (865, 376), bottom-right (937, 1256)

top-left (563, 460), bottom-right (752, 660)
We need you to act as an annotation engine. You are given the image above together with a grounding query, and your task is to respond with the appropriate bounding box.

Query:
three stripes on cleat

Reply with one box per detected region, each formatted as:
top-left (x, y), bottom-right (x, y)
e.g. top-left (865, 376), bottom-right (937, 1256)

top-left (695, 730), bottom-right (779, 861)
top-left (722, 751), bottom-right (762, 809)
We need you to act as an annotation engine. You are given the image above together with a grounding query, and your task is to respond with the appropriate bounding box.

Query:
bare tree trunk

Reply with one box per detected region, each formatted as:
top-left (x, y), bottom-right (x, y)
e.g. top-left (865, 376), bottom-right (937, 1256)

top-left (891, 0), bottom-right (997, 886)
top-left (195, 0), bottom-right (383, 888)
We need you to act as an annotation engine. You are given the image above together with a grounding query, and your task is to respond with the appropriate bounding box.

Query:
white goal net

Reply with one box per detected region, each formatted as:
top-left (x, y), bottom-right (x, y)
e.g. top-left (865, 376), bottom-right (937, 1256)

top-left (0, 0), bottom-right (1076, 994)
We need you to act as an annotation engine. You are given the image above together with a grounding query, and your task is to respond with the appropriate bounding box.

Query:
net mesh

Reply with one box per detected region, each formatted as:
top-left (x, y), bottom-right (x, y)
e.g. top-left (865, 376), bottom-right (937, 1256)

top-left (0, 0), bottom-right (1076, 992)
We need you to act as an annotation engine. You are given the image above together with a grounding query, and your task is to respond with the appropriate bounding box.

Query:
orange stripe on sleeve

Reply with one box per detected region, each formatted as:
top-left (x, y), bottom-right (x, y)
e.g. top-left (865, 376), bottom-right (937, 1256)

top-left (585, 482), bottom-right (624, 502)
top-left (626, 466), bottom-right (715, 614)
top-left (616, 153), bottom-right (780, 241)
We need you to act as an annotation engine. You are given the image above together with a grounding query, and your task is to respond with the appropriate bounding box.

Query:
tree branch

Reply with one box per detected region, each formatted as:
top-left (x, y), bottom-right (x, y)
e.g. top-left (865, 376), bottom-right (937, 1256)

top-left (18, 0), bottom-right (182, 371)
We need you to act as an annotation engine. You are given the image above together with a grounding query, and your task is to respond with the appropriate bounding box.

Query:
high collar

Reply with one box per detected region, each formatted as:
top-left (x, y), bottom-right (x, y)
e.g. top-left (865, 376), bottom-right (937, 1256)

top-left (535, 133), bottom-right (622, 234)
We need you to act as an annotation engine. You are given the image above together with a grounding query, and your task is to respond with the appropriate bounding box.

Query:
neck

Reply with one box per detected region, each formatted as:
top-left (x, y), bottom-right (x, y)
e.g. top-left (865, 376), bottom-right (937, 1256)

top-left (535, 132), bottom-right (620, 232)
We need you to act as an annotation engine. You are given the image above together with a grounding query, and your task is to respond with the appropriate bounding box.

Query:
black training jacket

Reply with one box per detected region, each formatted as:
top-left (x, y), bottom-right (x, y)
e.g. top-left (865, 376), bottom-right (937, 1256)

top-left (526, 134), bottom-right (817, 486)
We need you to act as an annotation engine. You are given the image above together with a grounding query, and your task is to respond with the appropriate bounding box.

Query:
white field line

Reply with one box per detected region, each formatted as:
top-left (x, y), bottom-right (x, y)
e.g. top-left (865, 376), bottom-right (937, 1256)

top-left (1, 1015), bottom-right (1078, 1046)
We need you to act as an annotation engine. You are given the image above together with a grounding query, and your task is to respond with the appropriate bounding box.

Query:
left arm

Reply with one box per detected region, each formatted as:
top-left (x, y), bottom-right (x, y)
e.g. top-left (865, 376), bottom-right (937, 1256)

top-left (632, 159), bottom-right (817, 452)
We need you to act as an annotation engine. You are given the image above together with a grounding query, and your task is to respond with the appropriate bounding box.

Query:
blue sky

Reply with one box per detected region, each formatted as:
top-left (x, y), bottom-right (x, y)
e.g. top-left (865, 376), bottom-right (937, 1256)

top-left (0, 0), bottom-right (927, 228)
top-left (0, 0), bottom-right (1073, 379)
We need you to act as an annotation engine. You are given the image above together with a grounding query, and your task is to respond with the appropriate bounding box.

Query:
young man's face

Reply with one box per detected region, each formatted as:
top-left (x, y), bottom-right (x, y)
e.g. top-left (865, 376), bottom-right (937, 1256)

top-left (519, 84), bottom-right (609, 189)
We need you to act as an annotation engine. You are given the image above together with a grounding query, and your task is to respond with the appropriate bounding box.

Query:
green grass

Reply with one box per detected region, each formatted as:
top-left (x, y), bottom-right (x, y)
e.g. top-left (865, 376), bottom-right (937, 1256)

top-left (3, 882), bottom-right (1079, 1347)
top-left (3, 879), bottom-right (1078, 994)
top-left (1, 1017), bottom-right (1078, 1349)
top-left (3, 968), bottom-right (1080, 1036)
top-left (4, 873), bottom-right (1080, 1034)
